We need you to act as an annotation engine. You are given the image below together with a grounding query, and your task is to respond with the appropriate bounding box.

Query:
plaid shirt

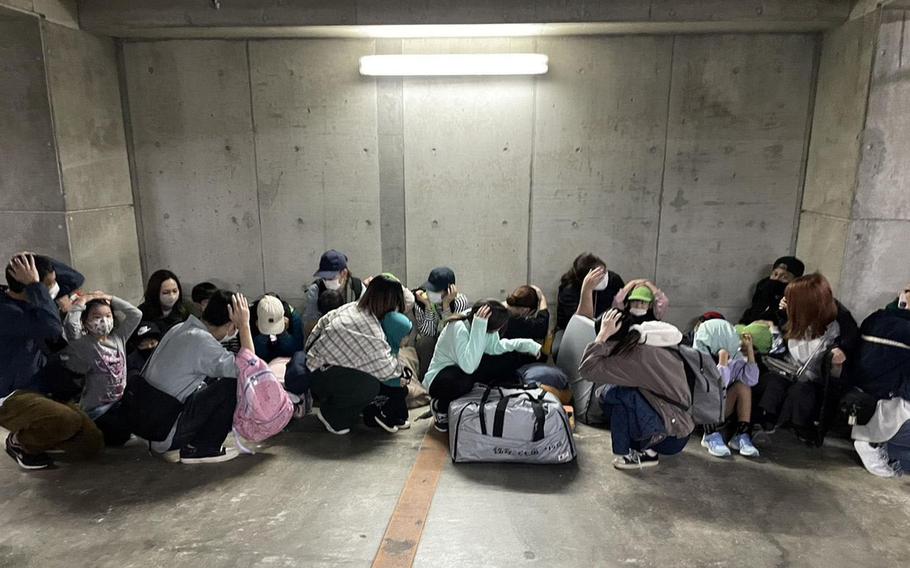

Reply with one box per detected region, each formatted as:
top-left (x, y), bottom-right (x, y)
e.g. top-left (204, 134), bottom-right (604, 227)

top-left (305, 303), bottom-right (401, 380)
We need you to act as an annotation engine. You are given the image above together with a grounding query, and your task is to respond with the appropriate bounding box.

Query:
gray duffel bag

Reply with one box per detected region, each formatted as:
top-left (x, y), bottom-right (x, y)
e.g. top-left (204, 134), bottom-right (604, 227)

top-left (448, 384), bottom-right (577, 464)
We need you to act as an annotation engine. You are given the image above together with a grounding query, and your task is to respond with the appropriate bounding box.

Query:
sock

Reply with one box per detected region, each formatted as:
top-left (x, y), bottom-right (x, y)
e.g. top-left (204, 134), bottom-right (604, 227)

top-left (704, 423), bottom-right (719, 435)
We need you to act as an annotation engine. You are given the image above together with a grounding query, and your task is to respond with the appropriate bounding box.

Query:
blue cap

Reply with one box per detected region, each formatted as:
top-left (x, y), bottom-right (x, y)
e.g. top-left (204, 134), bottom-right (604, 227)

top-left (422, 267), bottom-right (456, 293)
top-left (313, 250), bottom-right (348, 279)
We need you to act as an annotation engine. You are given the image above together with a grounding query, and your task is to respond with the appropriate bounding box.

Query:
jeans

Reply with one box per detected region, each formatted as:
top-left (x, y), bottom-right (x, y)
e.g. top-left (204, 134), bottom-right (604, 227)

top-left (169, 378), bottom-right (237, 452)
top-left (0, 391), bottom-right (103, 458)
top-left (607, 387), bottom-right (689, 456)
top-left (887, 420), bottom-right (910, 472)
top-left (309, 366), bottom-right (381, 430)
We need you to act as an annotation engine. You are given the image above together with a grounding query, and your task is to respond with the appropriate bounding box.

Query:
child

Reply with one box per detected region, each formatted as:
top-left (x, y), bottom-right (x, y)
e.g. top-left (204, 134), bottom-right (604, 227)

top-left (317, 289), bottom-right (345, 316)
top-left (424, 300), bottom-right (541, 432)
top-left (371, 311), bottom-right (413, 429)
top-left (191, 281), bottom-right (218, 315)
top-left (693, 319), bottom-right (760, 457)
top-left (63, 292), bottom-right (143, 446)
top-left (612, 279), bottom-right (669, 323)
top-left (413, 266), bottom-right (470, 338)
top-left (252, 294), bottom-right (304, 361)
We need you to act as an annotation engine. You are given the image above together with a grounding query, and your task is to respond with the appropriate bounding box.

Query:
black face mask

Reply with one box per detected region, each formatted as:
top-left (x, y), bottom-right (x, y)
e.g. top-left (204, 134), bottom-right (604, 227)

top-left (755, 278), bottom-right (787, 304)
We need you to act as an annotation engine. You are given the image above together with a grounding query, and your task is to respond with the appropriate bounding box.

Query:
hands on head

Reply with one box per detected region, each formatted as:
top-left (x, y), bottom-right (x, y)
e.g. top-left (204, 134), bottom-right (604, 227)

top-left (8, 253), bottom-right (39, 286)
top-left (596, 308), bottom-right (623, 343)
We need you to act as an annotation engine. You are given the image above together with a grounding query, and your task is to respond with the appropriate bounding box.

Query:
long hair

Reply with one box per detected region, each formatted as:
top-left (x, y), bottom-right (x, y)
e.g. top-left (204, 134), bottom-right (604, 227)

top-left (785, 273), bottom-right (837, 340)
top-left (605, 313), bottom-right (641, 357)
top-left (358, 275), bottom-right (405, 320)
top-left (446, 299), bottom-right (510, 334)
top-left (142, 269), bottom-right (187, 320)
top-left (559, 253), bottom-right (606, 289)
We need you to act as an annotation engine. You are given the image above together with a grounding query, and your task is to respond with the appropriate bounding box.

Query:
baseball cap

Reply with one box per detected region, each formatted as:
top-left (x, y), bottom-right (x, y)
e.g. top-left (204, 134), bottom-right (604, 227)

top-left (422, 267), bottom-right (456, 293)
top-left (773, 256), bottom-right (805, 278)
top-left (313, 250), bottom-right (348, 279)
top-left (628, 285), bottom-right (655, 303)
top-left (135, 321), bottom-right (162, 342)
top-left (257, 295), bottom-right (286, 335)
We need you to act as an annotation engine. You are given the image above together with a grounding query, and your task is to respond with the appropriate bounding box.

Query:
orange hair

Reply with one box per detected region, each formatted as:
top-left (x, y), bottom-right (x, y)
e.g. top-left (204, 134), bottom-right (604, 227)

top-left (785, 273), bottom-right (837, 340)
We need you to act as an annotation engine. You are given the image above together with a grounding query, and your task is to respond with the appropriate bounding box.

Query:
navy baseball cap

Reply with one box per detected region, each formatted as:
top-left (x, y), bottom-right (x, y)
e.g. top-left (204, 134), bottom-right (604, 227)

top-left (313, 250), bottom-right (348, 279)
top-left (422, 267), bottom-right (456, 293)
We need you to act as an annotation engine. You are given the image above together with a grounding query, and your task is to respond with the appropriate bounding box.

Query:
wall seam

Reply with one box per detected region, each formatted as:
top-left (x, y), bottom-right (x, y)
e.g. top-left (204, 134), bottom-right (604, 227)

top-left (245, 40), bottom-right (268, 295)
top-left (653, 35), bottom-right (675, 285)
top-left (526, 36), bottom-right (538, 286)
top-left (114, 39), bottom-right (148, 282)
top-left (791, 32), bottom-right (824, 255)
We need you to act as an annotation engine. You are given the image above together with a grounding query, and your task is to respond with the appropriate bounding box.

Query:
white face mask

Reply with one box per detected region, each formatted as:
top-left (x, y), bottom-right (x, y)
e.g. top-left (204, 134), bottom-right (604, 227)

top-left (48, 282), bottom-right (60, 299)
top-left (86, 316), bottom-right (114, 337)
top-left (221, 328), bottom-right (238, 343)
top-left (899, 291), bottom-right (909, 310)
top-left (629, 307), bottom-right (648, 317)
top-left (593, 273), bottom-right (609, 291)
top-left (427, 291), bottom-right (444, 304)
top-left (324, 278), bottom-right (342, 291)
top-left (160, 292), bottom-right (179, 309)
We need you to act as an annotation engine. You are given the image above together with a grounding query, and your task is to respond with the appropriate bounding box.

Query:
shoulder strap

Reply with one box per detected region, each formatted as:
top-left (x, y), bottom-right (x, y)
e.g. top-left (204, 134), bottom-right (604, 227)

top-left (862, 334), bottom-right (910, 351)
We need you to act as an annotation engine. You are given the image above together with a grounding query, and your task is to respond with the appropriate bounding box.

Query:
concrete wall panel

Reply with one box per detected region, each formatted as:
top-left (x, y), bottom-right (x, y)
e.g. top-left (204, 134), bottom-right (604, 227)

top-left (44, 22), bottom-right (133, 211)
top-left (402, 38), bottom-right (534, 298)
top-left (0, 20), bottom-right (63, 211)
top-left (123, 41), bottom-right (263, 295)
top-left (530, 35), bottom-right (672, 307)
top-left (802, 14), bottom-right (876, 219)
top-left (795, 211), bottom-right (850, 292)
top-left (657, 34), bottom-right (816, 326)
top-left (249, 39), bottom-right (382, 298)
top-left (840, 219), bottom-right (910, 318)
top-left (855, 8), bottom-right (910, 221)
top-left (67, 207), bottom-right (143, 300)
top-left (0, 212), bottom-right (70, 266)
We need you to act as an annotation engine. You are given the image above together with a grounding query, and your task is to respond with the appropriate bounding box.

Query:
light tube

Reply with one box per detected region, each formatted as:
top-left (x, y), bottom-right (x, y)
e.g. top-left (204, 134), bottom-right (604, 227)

top-left (359, 53), bottom-right (548, 77)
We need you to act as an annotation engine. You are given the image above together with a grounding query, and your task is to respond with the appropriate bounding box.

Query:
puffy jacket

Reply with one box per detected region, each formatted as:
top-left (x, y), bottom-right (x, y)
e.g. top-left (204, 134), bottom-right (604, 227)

top-left (852, 307), bottom-right (910, 400)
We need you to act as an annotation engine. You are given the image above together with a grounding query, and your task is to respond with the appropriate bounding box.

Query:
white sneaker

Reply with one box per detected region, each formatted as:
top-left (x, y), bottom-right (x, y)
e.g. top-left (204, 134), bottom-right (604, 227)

top-left (314, 407), bottom-right (350, 435)
top-left (854, 440), bottom-right (896, 478)
top-left (701, 432), bottom-right (732, 457)
top-left (397, 420), bottom-right (411, 430)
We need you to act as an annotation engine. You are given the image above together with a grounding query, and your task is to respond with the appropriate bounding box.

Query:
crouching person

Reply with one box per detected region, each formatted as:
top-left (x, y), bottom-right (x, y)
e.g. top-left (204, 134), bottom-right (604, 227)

top-left (134, 291), bottom-right (251, 464)
top-left (0, 253), bottom-right (103, 469)
top-left (305, 275), bottom-right (406, 435)
top-left (424, 301), bottom-right (542, 433)
top-left (579, 309), bottom-right (694, 470)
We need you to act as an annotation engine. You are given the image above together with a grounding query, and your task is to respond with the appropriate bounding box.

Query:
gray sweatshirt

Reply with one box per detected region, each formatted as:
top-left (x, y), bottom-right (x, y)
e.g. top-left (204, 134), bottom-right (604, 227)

top-left (63, 297), bottom-right (142, 413)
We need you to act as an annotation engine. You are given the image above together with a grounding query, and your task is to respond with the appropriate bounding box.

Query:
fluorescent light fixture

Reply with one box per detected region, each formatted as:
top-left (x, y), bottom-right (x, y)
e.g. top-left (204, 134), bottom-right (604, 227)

top-left (359, 53), bottom-right (548, 77)
top-left (362, 24), bottom-right (545, 38)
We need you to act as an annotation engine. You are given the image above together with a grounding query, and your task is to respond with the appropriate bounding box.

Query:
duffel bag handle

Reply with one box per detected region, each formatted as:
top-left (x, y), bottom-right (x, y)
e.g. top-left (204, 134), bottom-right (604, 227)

top-left (489, 391), bottom-right (547, 442)
top-left (479, 384), bottom-right (505, 436)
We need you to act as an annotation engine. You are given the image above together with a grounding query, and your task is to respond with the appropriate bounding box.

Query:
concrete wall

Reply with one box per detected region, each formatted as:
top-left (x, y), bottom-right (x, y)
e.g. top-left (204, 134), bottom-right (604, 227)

top-left (840, 7), bottom-right (910, 317)
top-left (0, 4), bottom-right (142, 299)
top-left (122, 34), bottom-right (818, 326)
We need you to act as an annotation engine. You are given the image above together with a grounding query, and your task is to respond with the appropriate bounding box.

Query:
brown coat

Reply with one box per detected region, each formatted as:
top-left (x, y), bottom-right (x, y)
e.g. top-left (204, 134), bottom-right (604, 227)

top-left (579, 341), bottom-right (695, 439)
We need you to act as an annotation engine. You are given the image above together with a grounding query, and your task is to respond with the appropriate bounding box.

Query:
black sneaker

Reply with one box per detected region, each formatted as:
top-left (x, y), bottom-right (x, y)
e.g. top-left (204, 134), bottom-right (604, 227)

top-left (179, 445), bottom-right (238, 464)
top-left (5, 434), bottom-right (53, 470)
top-left (372, 412), bottom-right (399, 434)
top-left (612, 450), bottom-right (659, 470)
top-left (431, 400), bottom-right (448, 433)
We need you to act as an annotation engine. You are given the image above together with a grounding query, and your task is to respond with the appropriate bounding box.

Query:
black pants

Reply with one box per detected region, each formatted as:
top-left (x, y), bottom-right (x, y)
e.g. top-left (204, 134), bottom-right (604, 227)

top-left (170, 378), bottom-right (237, 452)
top-left (363, 382), bottom-right (409, 426)
top-left (427, 352), bottom-right (537, 412)
top-left (755, 373), bottom-right (821, 429)
top-left (94, 401), bottom-right (133, 447)
top-left (309, 366), bottom-right (381, 430)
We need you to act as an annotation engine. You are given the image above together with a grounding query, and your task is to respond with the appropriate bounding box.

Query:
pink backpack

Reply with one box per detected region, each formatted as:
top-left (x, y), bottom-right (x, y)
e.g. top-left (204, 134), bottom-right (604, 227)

top-left (233, 348), bottom-right (294, 446)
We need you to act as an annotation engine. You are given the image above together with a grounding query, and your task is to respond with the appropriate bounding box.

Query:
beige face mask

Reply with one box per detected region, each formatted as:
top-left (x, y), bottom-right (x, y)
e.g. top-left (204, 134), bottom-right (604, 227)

top-left (899, 290), bottom-right (909, 310)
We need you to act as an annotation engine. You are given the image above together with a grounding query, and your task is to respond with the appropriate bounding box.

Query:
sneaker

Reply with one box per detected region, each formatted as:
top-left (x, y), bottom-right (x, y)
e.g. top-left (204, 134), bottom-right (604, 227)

top-left (854, 440), bottom-right (897, 478)
top-left (701, 432), bottom-right (732, 457)
top-left (179, 445), bottom-right (239, 464)
top-left (431, 400), bottom-right (448, 433)
top-left (729, 433), bottom-right (760, 457)
top-left (396, 420), bottom-right (411, 430)
top-left (372, 412), bottom-right (399, 434)
top-left (5, 434), bottom-right (52, 470)
top-left (612, 450), bottom-right (659, 470)
top-left (314, 407), bottom-right (350, 435)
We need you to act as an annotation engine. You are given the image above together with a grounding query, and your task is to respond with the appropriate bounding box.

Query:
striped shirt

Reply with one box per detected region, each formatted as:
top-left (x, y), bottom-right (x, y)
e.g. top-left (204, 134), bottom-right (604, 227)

top-left (305, 302), bottom-right (401, 380)
top-left (414, 293), bottom-right (470, 337)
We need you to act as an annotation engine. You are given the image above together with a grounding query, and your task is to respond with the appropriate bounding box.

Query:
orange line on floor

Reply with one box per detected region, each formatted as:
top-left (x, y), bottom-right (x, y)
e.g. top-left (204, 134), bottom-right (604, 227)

top-left (372, 429), bottom-right (450, 568)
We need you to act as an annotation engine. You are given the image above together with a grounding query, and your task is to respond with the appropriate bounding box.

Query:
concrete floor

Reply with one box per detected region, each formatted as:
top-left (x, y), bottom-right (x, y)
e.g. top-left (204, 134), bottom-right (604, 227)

top-left (1, 412), bottom-right (908, 568)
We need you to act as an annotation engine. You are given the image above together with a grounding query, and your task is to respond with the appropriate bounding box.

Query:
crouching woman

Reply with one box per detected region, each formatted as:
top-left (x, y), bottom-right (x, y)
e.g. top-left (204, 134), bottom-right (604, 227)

top-left (579, 309), bottom-right (694, 470)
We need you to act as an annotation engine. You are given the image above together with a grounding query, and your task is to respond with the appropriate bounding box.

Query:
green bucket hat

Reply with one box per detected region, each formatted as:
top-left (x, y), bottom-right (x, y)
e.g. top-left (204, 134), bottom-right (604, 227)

top-left (628, 285), bottom-right (654, 303)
